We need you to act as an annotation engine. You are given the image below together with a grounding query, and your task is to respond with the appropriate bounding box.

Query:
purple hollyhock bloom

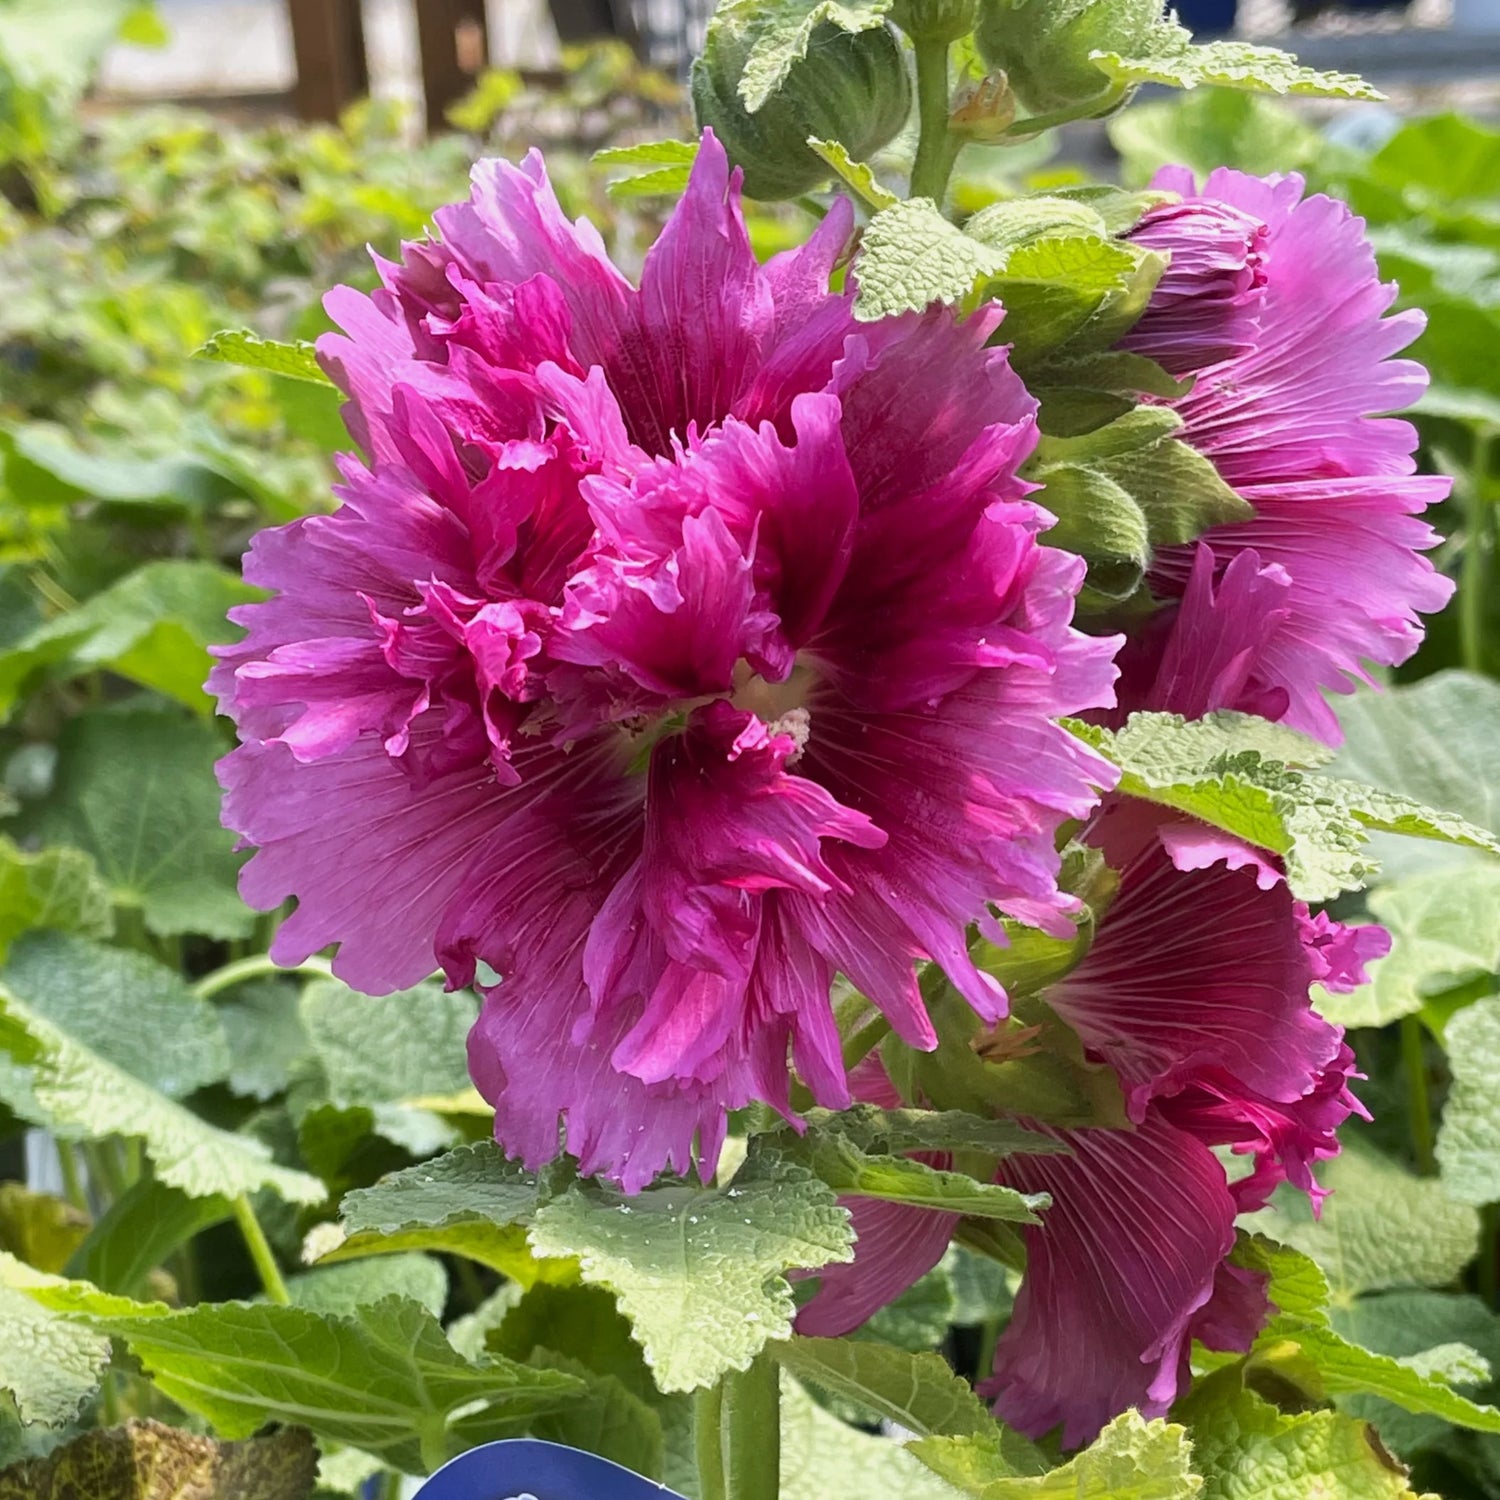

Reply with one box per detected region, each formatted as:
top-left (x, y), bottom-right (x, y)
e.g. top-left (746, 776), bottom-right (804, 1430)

top-left (212, 133), bottom-right (1120, 1192)
top-left (1111, 167), bottom-right (1454, 743)
top-left (796, 800), bottom-right (1380, 1445)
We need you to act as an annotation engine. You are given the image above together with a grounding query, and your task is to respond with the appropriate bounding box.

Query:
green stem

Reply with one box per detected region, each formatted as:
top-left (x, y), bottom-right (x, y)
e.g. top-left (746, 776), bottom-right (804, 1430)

top-left (1461, 430), bottom-right (1493, 676)
top-left (998, 82), bottom-right (1128, 141)
top-left (910, 36), bottom-right (954, 204)
top-left (55, 1138), bottom-right (88, 1214)
top-left (232, 1194), bottom-right (291, 1305)
top-left (378, 1469), bottom-right (404, 1500)
top-left (841, 1013), bottom-right (891, 1075)
top-left (83, 1141), bottom-right (127, 1205)
top-left (695, 1380), bottom-right (727, 1500)
top-left (192, 953), bottom-right (332, 1000)
top-left (794, 194), bottom-right (830, 221)
top-left (1402, 1014), bottom-right (1436, 1176)
top-left (698, 1353), bottom-right (780, 1500)
top-left (975, 1314), bottom-right (1003, 1385)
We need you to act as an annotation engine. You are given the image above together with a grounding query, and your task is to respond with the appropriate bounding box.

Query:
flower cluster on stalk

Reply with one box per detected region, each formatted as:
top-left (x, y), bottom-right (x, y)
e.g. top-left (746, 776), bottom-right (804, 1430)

top-left (214, 140), bottom-right (1449, 1444)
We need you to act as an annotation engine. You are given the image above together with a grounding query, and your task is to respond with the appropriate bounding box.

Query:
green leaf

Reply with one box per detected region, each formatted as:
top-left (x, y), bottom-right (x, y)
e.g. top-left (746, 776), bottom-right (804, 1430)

top-left (1241, 1144), bottom-right (1480, 1301)
top-left (1436, 999), bottom-right (1500, 1207)
top-left (3, 932), bottom-right (229, 1101)
top-left (0, 560), bottom-right (258, 718)
top-left (801, 1104), bottom-right (1066, 1159)
top-left (339, 1142), bottom-right (539, 1237)
top-left (10, 710), bottom-right (252, 939)
top-left (0, 840), bottom-right (111, 961)
top-left (218, 980), bottom-right (310, 1102)
top-left (0, 1420), bottom-right (319, 1500)
top-left (1107, 89), bottom-right (1324, 188)
top-left (526, 1350), bottom-right (666, 1481)
top-left (775, 1125), bottom-right (1048, 1222)
top-left (326, 1142), bottom-right (563, 1285)
top-left (910, 1409), bottom-right (1201, 1497)
top-left (854, 199), bottom-right (1005, 321)
top-left (72, 1294), bottom-right (583, 1475)
top-left (0, 425), bottom-right (239, 512)
top-left (779, 1372), bottom-right (970, 1500)
top-left (734, 0), bottom-right (896, 111)
top-left (487, 1282), bottom-right (652, 1398)
top-left (807, 137), bottom-right (897, 210)
top-left (773, 1338), bottom-right (996, 1437)
top-left (1072, 711), bottom-right (1499, 902)
top-left (527, 1145), bottom-right (854, 1392)
top-left (862, 1264), bottom-right (958, 1352)
top-left (196, 330), bottom-right (332, 386)
top-left (1091, 29), bottom-right (1381, 101)
top-left (66, 1179), bottom-right (232, 1297)
top-left (1332, 671), bottom-right (1500, 880)
top-left (1181, 1378), bottom-right (1429, 1499)
top-left (594, 138), bottom-right (699, 199)
top-left (287, 1253), bottom-right (448, 1320)
top-left (299, 978), bottom-right (477, 1107)
top-left (1228, 1238), bottom-right (1500, 1433)
top-left (1318, 869), bottom-right (1500, 1030)
top-left (0, 1281), bottom-right (108, 1426)
top-left (0, 981), bottom-right (324, 1205)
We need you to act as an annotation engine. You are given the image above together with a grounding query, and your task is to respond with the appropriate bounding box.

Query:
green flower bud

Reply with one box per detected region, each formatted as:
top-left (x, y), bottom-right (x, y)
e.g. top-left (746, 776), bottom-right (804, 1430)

top-left (692, 8), bottom-right (912, 201)
top-left (975, 0), bottom-right (1157, 114)
top-left (890, 0), bottom-right (979, 41)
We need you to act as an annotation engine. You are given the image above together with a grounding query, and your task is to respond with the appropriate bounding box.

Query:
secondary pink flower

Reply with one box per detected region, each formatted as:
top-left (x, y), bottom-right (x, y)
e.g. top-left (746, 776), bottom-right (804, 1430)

top-left (1114, 167), bottom-right (1453, 742)
top-left (797, 801), bottom-right (1379, 1445)
top-left (212, 134), bottom-right (1119, 1192)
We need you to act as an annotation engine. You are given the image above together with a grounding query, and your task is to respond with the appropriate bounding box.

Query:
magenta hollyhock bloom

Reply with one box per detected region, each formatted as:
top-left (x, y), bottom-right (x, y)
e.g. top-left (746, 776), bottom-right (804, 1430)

top-left (1112, 167), bottom-right (1453, 742)
top-left (212, 134), bottom-right (1120, 1192)
top-left (797, 800), bottom-right (1380, 1445)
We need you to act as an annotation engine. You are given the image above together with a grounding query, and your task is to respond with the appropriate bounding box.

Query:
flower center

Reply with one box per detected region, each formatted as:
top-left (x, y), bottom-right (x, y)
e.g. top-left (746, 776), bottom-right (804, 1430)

top-left (729, 656), bottom-right (817, 722)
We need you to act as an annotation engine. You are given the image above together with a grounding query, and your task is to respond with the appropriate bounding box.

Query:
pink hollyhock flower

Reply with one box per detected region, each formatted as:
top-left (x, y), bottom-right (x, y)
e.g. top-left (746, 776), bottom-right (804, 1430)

top-left (212, 134), bottom-right (1119, 1192)
top-left (1112, 167), bottom-right (1453, 743)
top-left (797, 801), bottom-right (1379, 1445)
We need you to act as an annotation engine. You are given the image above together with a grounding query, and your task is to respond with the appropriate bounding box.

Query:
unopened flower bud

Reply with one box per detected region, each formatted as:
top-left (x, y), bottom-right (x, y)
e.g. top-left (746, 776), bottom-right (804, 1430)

top-left (692, 4), bottom-right (912, 201)
top-left (975, 0), bottom-right (1158, 115)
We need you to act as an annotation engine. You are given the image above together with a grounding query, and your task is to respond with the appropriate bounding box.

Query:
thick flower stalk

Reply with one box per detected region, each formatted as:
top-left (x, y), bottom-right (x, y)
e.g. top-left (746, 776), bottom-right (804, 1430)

top-left (797, 799), bottom-right (1384, 1445)
top-left (1109, 167), bottom-right (1454, 742)
top-left (212, 133), bottom-right (1119, 1192)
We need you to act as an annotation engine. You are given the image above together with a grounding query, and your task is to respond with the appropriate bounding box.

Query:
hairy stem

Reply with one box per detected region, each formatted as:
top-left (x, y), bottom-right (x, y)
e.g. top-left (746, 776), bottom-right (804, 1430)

top-left (695, 1380), bottom-right (727, 1500)
top-left (232, 1194), bottom-right (290, 1305)
top-left (698, 1353), bottom-right (781, 1500)
top-left (1401, 1014), bottom-right (1436, 1176)
top-left (192, 953), bottom-right (332, 1000)
top-left (910, 37), bottom-right (955, 204)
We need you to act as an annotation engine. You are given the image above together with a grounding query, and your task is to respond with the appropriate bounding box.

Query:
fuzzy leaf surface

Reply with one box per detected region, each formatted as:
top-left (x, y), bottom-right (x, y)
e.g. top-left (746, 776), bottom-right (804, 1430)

top-left (910, 1409), bottom-right (1201, 1497)
top-left (10, 711), bottom-right (251, 939)
top-left (527, 1147), bottom-right (854, 1391)
top-left (0, 982), bottom-right (322, 1204)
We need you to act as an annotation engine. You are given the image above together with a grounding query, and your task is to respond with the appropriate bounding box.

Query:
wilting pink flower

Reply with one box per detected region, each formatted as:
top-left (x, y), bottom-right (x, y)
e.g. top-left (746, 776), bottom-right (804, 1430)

top-left (797, 801), bottom-right (1379, 1445)
top-left (1113, 167), bottom-right (1453, 742)
top-left (212, 133), bottom-right (1119, 1192)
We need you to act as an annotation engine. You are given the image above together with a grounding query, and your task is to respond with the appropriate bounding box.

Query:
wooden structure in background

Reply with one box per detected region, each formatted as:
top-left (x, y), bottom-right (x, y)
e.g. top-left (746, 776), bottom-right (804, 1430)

top-left (283, 1), bottom-right (652, 132)
top-left (284, 0), bottom-right (495, 129)
top-left (286, 0), bottom-right (369, 122)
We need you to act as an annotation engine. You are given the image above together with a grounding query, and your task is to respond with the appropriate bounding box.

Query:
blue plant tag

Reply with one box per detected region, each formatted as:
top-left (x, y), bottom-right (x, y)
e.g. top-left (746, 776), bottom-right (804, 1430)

top-left (412, 1439), bottom-right (689, 1500)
